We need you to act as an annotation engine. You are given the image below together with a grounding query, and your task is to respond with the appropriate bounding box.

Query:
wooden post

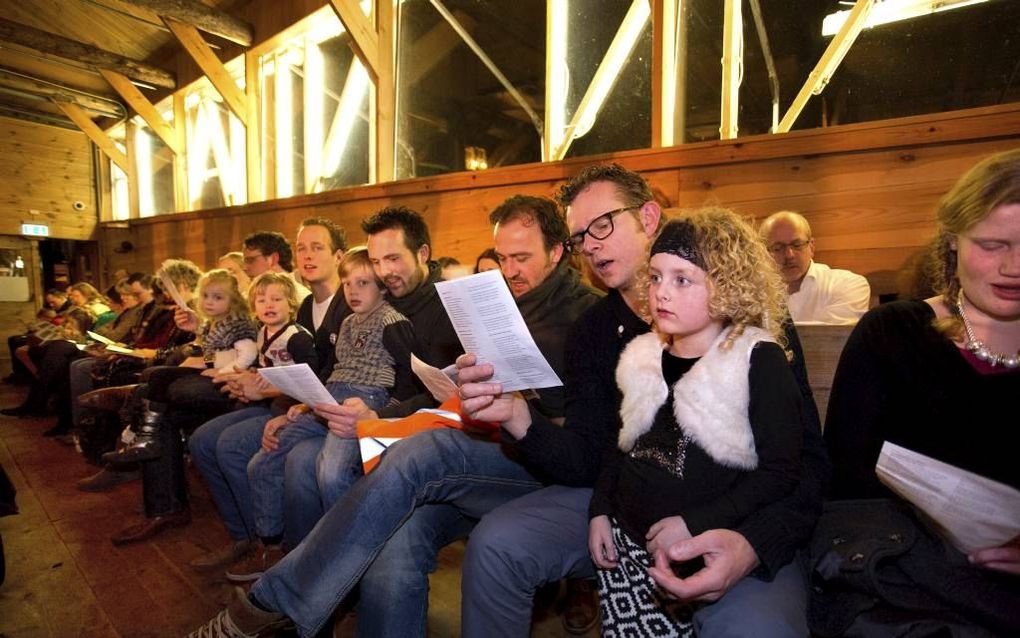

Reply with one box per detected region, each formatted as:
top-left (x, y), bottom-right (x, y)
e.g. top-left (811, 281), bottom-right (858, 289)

top-left (376, 0), bottom-right (395, 182)
top-left (100, 70), bottom-right (181, 154)
top-left (53, 101), bottom-right (130, 172)
top-left (719, 0), bottom-right (741, 140)
top-left (165, 18), bottom-right (247, 124)
top-left (172, 92), bottom-right (188, 212)
top-left (245, 49), bottom-right (262, 203)
top-left (125, 120), bottom-right (140, 219)
top-left (652, 0), bottom-right (680, 147)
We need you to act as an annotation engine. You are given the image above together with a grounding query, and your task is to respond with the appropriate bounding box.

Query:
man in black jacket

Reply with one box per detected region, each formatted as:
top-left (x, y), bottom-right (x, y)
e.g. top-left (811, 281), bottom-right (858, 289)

top-left (457, 164), bottom-right (830, 637)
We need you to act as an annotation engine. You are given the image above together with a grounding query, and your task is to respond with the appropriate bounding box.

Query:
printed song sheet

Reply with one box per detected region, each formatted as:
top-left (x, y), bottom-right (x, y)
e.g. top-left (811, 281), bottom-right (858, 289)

top-left (257, 364), bottom-right (337, 407)
top-left (410, 353), bottom-right (458, 402)
top-left (87, 330), bottom-right (116, 346)
top-left (157, 268), bottom-right (197, 314)
top-left (876, 441), bottom-right (1020, 554)
top-left (435, 270), bottom-right (561, 392)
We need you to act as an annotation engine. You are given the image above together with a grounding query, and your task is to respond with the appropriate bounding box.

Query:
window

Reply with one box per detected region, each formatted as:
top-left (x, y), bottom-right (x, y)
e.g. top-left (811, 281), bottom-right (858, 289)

top-left (185, 72), bottom-right (247, 210)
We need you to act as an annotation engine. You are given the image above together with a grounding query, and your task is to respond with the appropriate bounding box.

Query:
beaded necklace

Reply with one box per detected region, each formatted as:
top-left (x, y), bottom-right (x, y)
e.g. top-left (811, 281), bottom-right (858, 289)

top-left (956, 291), bottom-right (1020, 369)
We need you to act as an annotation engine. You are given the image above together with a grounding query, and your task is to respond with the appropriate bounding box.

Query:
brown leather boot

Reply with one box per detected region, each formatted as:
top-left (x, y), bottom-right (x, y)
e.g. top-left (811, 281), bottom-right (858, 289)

top-left (79, 384), bottom-right (139, 412)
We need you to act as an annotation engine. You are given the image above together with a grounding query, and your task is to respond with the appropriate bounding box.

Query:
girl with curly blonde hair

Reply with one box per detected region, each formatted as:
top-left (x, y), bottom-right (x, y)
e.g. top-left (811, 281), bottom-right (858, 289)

top-left (589, 208), bottom-right (803, 637)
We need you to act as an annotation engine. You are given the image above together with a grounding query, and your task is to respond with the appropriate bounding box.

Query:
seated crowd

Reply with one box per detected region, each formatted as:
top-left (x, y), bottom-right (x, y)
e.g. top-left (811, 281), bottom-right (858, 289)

top-left (2, 155), bottom-right (1017, 638)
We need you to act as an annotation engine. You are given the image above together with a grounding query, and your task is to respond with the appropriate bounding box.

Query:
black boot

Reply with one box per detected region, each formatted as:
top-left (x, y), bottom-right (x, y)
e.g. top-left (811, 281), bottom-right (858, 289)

top-left (102, 400), bottom-right (165, 464)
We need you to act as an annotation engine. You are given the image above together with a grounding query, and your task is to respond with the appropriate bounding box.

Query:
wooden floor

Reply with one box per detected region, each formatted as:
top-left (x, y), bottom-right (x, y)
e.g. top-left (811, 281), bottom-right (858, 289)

top-left (0, 383), bottom-right (592, 637)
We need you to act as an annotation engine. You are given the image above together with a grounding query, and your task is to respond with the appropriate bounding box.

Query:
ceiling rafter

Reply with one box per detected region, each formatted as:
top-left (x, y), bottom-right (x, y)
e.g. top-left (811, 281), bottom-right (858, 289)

top-left (0, 16), bottom-right (176, 89)
top-left (121, 0), bottom-right (253, 47)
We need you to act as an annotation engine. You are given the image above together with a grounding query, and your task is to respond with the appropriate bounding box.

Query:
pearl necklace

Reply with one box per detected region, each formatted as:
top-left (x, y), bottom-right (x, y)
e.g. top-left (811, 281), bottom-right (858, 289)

top-left (956, 292), bottom-right (1020, 369)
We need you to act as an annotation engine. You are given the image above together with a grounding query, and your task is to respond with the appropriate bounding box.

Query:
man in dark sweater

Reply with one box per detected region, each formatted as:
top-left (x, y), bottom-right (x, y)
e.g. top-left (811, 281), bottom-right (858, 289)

top-left (187, 196), bottom-right (601, 638)
top-left (457, 164), bottom-right (830, 637)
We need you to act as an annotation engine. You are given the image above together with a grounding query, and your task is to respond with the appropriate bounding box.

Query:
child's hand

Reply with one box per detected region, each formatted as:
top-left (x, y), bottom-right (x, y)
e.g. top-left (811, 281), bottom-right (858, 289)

top-left (180, 356), bottom-right (205, 369)
top-left (589, 515), bottom-right (618, 569)
top-left (287, 404), bottom-right (310, 421)
top-left (200, 368), bottom-right (218, 377)
top-left (261, 415), bottom-right (288, 452)
top-left (174, 306), bottom-right (199, 332)
top-left (970, 535), bottom-right (1020, 575)
top-left (646, 515), bottom-right (692, 555)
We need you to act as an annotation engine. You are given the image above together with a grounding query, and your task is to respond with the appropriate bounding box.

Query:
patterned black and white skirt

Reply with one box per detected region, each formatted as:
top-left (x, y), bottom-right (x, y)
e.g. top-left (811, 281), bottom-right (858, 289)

top-left (597, 518), bottom-right (695, 638)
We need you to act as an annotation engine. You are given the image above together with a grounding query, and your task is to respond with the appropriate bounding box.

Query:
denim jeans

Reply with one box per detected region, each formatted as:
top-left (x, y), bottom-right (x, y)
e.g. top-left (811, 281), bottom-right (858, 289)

top-left (250, 429), bottom-right (541, 637)
top-left (69, 357), bottom-right (95, 428)
top-left (464, 485), bottom-right (810, 638)
top-left (358, 504), bottom-right (474, 637)
top-left (189, 406), bottom-right (271, 541)
top-left (247, 382), bottom-right (389, 539)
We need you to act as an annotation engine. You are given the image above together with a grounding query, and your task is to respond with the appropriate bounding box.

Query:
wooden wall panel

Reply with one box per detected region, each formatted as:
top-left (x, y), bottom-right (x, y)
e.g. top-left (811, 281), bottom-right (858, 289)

top-left (0, 116), bottom-right (97, 240)
top-left (100, 105), bottom-right (1020, 300)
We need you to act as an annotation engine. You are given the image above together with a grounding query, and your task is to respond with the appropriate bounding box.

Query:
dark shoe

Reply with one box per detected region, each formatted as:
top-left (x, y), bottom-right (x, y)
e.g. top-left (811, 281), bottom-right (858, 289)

top-left (186, 587), bottom-right (292, 638)
top-left (111, 509), bottom-right (191, 546)
top-left (77, 466), bottom-right (141, 492)
top-left (562, 578), bottom-right (600, 635)
top-left (79, 384), bottom-right (138, 412)
top-left (1, 404), bottom-right (43, 418)
top-left (102, 437), bottom-right (162, 464)
top-left (43, 423), bottom-right (71, 437)
top-left (225, 544), bottom-right (286, 582)
top-left (190, 539), bottom-right (255, 572)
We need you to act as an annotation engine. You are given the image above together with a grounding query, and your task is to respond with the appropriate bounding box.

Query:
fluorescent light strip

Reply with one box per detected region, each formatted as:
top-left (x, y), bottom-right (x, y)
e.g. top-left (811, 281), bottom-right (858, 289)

top-left (135, 126), bottom-right (154, 217)
top-left (275, 54), bottom-right (294, 198)
top-left (548, 0), bottom-right (569, 158)
top-left (822, 0), bottom-right (988, 36)
top-left (320, 60), bottom-right (370, 182)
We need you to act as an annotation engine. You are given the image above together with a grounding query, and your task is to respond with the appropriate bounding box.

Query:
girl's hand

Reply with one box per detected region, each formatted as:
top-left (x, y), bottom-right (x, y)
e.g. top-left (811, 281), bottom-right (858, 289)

top-left (287, 404), bottom-right (311, 422)
top-left (970, 536), bottom-right (1020, 575)
top-left (261, 415), bottom-right (288, 452)
top-left (174, 306), bottom-right (199, 332)
top-left (200, 368), bottom-right (218, 377)
top-left (179, 356), bottom-right (206, 369)
top-left (589, 515), bottom-right (618, 569)
top-left (646, 516), bottom-right (692, 555)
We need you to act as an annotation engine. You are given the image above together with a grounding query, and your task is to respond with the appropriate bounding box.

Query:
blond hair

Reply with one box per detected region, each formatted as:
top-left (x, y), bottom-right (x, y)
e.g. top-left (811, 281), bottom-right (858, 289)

top-left (248, 272), bottom-right (300, 321)
top-left (197, 268), bottom-right (250, 324)
top-left (650, 207), bottom-right (788, 352)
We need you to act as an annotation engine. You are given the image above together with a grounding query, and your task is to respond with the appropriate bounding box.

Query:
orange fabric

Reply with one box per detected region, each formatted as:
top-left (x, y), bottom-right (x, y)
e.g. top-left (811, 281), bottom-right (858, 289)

top-left (356, 398), bottom-right (500, 473)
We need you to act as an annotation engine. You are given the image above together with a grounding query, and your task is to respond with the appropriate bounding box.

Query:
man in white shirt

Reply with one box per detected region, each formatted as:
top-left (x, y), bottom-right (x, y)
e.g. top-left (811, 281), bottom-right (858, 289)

top-left (761, 211), bottom-right (870, 324)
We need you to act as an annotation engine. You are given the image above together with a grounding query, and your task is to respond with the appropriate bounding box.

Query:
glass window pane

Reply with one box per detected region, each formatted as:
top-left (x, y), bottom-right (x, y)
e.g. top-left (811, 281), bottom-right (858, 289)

top-left (554, 0), bottom-right (653, 159)
top-left (108, 124), bottom-right (129, 221)
top-left (395, 0), bottom-right (545, 178)
top-left (185, 75), bottom-right (247, 210)
top-left (133, 105), bottom-right (176, 217)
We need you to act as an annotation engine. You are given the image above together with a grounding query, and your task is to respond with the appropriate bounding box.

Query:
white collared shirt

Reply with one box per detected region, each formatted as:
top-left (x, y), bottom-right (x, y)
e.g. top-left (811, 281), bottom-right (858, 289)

top-left (788, 261), bottom-right (871, 325)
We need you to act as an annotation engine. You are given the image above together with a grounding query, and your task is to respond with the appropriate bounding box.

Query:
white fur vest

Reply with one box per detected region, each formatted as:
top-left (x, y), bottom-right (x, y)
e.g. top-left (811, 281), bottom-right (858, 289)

top-left (615, 327), bottom-right (773, 470)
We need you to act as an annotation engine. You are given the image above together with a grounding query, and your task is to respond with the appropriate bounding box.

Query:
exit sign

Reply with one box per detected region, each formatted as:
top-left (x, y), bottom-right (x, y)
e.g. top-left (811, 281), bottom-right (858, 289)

top-left (21, 223), bottom-right (49, 237)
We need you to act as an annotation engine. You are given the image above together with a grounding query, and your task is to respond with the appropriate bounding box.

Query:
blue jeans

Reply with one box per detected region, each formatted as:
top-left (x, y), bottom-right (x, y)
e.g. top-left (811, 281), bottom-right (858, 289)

top-left (247, 382), bottom-right (389, 539)
top-left (463, 485), bottom-right (809, 638)
top-left (250, 429), bottom-right (541, 637)
top-left (189, 406), bottom-right (270, 541)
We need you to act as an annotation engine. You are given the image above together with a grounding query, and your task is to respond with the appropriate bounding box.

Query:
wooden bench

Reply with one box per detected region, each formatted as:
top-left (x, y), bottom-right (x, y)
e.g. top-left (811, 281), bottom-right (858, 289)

top-left (796, 323), bottom-right (855, 428)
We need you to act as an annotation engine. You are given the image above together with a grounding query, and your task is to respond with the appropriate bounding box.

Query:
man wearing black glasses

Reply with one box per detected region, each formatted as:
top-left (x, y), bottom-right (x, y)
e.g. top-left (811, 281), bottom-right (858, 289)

top-left (760, 211), bottom-right (870, 324)
top-left (458, 164), bottom-right (828, 638)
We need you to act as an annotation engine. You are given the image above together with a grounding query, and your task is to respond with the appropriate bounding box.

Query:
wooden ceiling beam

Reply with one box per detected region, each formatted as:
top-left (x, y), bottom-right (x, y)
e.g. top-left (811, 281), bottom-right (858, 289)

top-left (53, 100), bottom-right (130, 171)
top-left (0, 66), bottom-right (123, 117)
top-left (123, 0), bottom-right (253, 47)
top-left (99, 69), bottom-right (181, 153)
top-left (328, 0), bottom-right (380, 80)
top-left (0, 17), bottom-right (176, 90)
top-left (164, 18), bottom-right (246, 124)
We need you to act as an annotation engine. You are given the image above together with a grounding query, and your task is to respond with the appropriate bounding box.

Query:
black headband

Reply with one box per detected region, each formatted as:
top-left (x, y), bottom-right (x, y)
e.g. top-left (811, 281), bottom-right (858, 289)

top-left (650, 220), bottom-right (705, 270)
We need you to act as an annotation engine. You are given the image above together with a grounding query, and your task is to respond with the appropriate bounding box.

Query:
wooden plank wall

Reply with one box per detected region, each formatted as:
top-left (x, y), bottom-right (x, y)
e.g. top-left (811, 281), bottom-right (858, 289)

top-left (101, 104), bottom-right (1020, 296)
top-left (0, 115), bottom-right (97, 240)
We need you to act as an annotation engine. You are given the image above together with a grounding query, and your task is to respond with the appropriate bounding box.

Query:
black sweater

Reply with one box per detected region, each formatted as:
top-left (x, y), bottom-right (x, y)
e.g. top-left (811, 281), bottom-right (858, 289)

top-left (516, 289), bottom-right (830, 578)
top-left (826, 300), bottom-right (1020, 497)
top-left (296, 290), bottom-right (350, 381)
top-left (591, 344), bottom-right (803, 543)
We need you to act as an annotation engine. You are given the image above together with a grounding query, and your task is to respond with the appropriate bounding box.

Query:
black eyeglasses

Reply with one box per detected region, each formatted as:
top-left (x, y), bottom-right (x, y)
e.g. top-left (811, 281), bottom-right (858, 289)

top-left (767, 239), bottom-right (811, 256)
top-left (563, 206), bottom-right (641, 254)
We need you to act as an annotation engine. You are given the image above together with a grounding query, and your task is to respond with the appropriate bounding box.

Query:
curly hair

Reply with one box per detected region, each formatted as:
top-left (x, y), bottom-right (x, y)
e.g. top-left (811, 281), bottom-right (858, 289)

top-left (243, 231), bottom-right (294, 271)
top-left (197, 268), bottom-right (250, 324)
top-left (649, 208), bottom-right (788, 353)
top-left (248, 271), bottom-right (301, 321)
top-left (160, 258), bottom-right (202, 293)
top-left (931, 149), bottom-right (1020, 336)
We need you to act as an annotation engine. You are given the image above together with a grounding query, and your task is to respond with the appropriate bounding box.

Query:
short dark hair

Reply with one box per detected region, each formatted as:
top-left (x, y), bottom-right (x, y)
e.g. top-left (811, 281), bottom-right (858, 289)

top-left (299, 217), bottom-right (347, 253)
top-left (489, 195), bottom-right (568, 251)
top-left (243, 231), bottom-right (294, 271)
top-left (126, 272), bottom-right (153, 288)
top-left (556, 163), bottom-right (654, 209)
top-left (474, 248), bottom-right (499, 273)
top-left (361, 206), bottom-right (431, 254)
top-left (105, 285), bottom-right (123, 305)
top-left (45, 288), bottom-right (66, 298)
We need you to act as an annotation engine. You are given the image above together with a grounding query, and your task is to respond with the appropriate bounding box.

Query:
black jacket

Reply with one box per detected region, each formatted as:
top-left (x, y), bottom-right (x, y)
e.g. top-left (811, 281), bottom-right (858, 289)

top-left (296, 289), bottom-right (350, 381)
